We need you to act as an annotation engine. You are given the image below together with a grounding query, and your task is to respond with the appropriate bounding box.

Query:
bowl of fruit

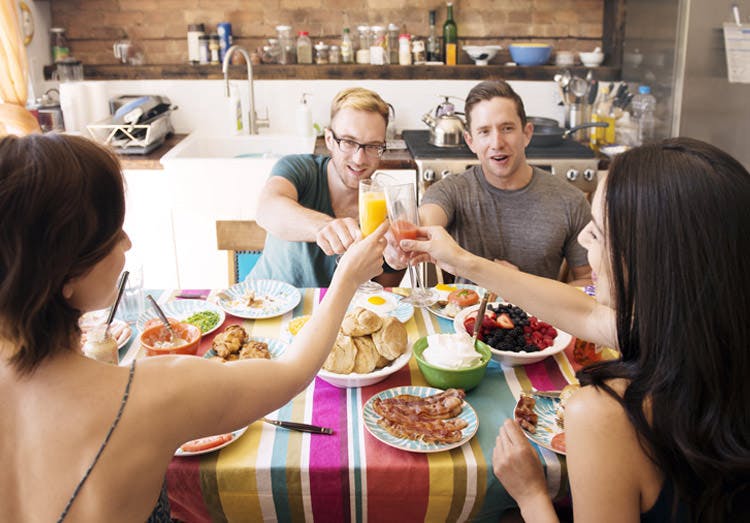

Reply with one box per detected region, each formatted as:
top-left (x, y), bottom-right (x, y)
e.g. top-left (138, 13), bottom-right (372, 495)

top-left (453, 302), bottom-right (573, 366)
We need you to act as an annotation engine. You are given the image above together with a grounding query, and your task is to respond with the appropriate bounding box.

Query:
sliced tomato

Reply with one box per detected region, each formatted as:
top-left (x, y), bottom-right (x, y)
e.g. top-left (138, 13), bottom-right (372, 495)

top-left (447, 289), bottom-right (479, 307)
top-left (180, 433), bottom-right (234, 453)
top-left (463, 316), bottom-right (476, 335)
top-left (551, 432), bottom-right (566, 453)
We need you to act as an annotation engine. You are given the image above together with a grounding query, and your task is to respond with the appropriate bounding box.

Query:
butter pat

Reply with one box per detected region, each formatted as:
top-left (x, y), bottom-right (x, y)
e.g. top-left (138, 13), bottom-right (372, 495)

top-left (423, 333), bottom-right (482, 370)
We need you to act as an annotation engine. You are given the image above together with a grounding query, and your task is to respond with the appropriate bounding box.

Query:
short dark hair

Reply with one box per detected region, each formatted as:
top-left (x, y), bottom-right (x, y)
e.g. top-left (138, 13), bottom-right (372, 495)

top-left (464, 80), bottom-right (527, 131)
top-left (0, 134), bottom-right (126, 375)
top-left (579, 137), bottom-right (750, 521)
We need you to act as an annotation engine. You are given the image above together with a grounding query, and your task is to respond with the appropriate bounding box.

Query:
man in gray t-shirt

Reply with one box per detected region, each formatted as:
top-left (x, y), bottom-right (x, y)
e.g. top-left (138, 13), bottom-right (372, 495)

top-left (388, 80), bottom-right (591, 285)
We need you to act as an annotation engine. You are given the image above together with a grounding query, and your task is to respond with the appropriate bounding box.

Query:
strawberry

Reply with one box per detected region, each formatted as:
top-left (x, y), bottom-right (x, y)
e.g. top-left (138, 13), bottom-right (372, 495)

top-left (496, 313), bottom-right (514, 329)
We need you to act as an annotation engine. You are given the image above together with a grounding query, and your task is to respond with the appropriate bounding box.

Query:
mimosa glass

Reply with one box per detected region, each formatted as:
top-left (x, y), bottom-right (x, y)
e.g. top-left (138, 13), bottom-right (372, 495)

top-left (356, 179), bottom-right (386, 293)
top-left (385, 183), bottom-right (438, 307)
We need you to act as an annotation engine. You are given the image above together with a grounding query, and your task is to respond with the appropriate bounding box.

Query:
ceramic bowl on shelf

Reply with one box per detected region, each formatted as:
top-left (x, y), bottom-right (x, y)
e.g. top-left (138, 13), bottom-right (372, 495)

top-left (462, 45), bottom-right (502, 66)
top-left (508, 43), bottom-right (552, 66)
top-left (579, 47), bottom-right (605, 67)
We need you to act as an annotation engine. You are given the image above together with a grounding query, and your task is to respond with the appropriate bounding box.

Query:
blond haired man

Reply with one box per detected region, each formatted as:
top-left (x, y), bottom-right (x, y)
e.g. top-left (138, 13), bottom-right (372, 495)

top-left (252, 87), bottom-right (403, 287)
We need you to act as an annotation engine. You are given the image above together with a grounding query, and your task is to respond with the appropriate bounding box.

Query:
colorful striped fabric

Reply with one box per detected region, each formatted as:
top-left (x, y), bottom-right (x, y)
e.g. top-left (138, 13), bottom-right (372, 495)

top-left (164, 288), bottom-right (583, 522)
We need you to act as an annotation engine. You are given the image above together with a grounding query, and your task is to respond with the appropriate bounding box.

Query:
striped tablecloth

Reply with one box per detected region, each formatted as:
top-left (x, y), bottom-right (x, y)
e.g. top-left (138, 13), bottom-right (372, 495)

top-left (152, 288), bottom-right (589, 523)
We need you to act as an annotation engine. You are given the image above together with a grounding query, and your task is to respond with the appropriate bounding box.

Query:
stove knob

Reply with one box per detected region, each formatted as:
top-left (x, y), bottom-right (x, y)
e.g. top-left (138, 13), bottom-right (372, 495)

top-left (440, 169), bottom-right (452, 178)
top-left (583, 168), bottom-right (596, 182)
top-left (422, 169), bottom-right (436, 182)
top-left (566, 169), bottom-right (579, 181)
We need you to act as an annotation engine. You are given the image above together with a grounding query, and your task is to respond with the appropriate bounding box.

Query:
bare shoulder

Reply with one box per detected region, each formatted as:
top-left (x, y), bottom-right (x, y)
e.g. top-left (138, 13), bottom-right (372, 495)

top-left (565, 379), bottom-right (630, 432)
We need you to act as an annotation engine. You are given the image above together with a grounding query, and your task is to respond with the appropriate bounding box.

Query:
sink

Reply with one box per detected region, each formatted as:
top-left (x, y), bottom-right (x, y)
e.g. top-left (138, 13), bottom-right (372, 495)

top-left (160, 132), bottom-right (317, 288)
top-left (161, 133), bottom-right (316, 161)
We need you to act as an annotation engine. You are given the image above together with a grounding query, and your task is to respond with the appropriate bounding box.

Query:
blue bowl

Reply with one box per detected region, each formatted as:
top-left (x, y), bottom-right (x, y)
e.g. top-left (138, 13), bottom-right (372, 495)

top-left (509, 44), bottom-right (552, 66)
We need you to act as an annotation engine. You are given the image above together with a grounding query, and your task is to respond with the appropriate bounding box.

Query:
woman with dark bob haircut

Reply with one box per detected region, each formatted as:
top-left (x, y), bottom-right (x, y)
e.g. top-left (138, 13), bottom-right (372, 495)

top-left (400, 137), bottom-right (749, 522)
top-left (0, 134), bottom-right (389, 521)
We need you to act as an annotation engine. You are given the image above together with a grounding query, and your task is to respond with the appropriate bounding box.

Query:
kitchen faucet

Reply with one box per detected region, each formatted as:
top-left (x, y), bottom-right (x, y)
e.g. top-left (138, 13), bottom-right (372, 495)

top-left (222, 45), bottom-right (269, 134)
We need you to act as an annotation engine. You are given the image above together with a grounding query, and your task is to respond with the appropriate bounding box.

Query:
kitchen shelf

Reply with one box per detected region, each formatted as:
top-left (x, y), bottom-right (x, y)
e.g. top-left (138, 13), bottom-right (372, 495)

top-left (48, 63), bottom-right (620, 82)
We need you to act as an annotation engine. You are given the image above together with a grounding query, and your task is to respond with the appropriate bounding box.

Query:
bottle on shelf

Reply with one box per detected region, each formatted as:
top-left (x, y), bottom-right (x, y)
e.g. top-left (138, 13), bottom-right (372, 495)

top-left (631, 85), bottom-right (656, 145)
top-left (296, 31), bottom-right (313, 64)
top-left (589, 84), bottom-right (612, 148)
top-left (341, 27), bottom-right (354, 64)
top-left (187, 24), bottom-right (206, 65)
top-left (426, 10), bottom-right (440, 62)
top-left (399, 34), bottom-right (412, 65)
top-left (443, 2), bottom-right (458, 66)
top-left (387, 23), bottom-right (400, 65)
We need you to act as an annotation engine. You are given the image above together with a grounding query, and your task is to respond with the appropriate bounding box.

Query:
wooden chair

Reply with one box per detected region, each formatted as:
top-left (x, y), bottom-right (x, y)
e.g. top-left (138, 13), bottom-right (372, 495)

top-left (215, 220), bottom-right (267, 285)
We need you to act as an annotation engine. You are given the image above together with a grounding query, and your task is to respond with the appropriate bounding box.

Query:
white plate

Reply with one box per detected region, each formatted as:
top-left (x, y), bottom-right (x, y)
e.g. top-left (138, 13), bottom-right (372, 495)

top-left (352, 290), bottom-right (414, 323)
top-left (426, 284), bottom-right (485, 320)
top-left (218, 279), bottom-right (301, 320)
top-left (317, 344), bottom-right (413, 388)
top-left (517, 394), bottom-right (566, 455)
top-left (79, 311), bottom-right (132, 349)
top-left (137, 299), bottom-right (225, 336)
top-left (174, 426), bottom-right (248, 457)
top-left (600, 144), bottom-right (630, 158)
top-left (203, 335), bottom-right (287, 360)
top-left (362, 386), bottom-right (479, 453)
top-left (453, 303), bottom-right (573, 366)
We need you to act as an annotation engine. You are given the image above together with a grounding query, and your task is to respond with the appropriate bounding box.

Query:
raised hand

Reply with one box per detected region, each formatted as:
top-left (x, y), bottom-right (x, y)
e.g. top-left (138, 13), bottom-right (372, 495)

top-left (334, 221), bottom-right (389, 285)
top-left (399, 225), bottom-right (469, 277)
top-left (315, 217), bottom-right (362, 256)
top-left (492, 419), bottom-right (549, 509)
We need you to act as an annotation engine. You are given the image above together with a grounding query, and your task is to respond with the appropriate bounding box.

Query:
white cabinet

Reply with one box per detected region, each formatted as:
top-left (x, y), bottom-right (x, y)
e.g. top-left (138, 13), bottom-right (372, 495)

top-left (122, 169), bottom-right (178, 288)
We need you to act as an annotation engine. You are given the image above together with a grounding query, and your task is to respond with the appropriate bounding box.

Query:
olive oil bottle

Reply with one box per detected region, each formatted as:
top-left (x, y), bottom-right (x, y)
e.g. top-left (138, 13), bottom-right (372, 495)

top-left (443, 2), bottom-right (458, 65)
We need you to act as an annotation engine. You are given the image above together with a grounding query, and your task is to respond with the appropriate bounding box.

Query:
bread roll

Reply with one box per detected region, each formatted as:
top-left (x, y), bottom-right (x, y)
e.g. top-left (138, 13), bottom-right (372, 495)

top-left (351, 335), bottom-right (380, 374)
top-left (323, 334), bottom-right (357, 374)
top-left (372, 316), bottom-right (408, 360)
top-left (341, 307), bottom-right (383, 336)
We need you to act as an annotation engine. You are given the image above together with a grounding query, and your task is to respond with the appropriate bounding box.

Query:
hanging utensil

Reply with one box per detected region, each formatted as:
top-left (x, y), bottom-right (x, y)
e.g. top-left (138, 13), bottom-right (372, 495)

top-left (586, 80), bottom-right (599, 107)
top-left (105, 270), bottom-right (129, 333)
top-left (146, 294), bottom-right (176, 341)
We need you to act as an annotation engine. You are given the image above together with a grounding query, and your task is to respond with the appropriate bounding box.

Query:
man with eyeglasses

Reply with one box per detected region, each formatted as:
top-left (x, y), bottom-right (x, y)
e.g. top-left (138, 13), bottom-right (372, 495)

top-left (251, 87), bottom-right (404, 288)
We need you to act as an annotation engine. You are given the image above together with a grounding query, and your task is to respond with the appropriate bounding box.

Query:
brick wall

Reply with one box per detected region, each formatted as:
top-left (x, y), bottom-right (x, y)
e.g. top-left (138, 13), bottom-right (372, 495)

top-left (51, 0), bottom-right (604, 65)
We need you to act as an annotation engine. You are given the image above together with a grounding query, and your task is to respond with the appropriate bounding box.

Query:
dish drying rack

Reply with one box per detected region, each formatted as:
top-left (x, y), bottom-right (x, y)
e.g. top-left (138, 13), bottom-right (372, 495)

top-left (87, 112), bottom-right (173, 155)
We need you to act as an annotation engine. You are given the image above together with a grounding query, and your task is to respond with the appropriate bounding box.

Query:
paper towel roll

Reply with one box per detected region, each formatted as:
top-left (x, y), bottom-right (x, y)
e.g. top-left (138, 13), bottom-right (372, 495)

top-left (59, 81), bottom-right (110, 133)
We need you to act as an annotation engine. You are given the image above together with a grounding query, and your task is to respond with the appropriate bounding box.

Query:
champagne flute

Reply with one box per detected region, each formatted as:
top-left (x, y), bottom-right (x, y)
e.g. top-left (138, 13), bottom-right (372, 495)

top-left (385, 182), bottom-right (438, 307)
top-left (354, 178), bottom-right (387, 293)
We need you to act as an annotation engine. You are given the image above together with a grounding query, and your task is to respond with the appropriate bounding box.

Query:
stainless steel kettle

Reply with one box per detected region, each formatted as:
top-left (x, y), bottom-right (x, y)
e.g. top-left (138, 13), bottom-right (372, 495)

top-left (421, 95), bottom-right (466, 147)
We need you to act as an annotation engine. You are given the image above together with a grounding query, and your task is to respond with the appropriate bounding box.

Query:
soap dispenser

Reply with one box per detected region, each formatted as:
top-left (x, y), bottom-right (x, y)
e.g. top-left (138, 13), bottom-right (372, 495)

top-left (228, 84), bottom-right (244, 134)
top-left (296, 93), bottom-right (313, 137)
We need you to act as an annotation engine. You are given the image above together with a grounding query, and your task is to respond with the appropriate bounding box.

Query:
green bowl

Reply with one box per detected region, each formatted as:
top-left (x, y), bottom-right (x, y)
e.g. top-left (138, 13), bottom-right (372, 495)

top-left (413, 336), bottom-right (491, 391)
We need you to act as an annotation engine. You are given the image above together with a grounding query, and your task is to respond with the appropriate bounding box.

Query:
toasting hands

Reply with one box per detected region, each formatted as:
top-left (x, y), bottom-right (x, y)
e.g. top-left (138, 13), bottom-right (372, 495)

top-left (398, 225), bottom-right (469, 276)
top-left (335, 221), bottom-right (389, 285)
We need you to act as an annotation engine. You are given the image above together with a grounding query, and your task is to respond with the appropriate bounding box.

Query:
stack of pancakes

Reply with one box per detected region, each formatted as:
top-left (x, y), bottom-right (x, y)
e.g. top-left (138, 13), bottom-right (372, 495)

top-left (323, 307), bottom-right (408, 374)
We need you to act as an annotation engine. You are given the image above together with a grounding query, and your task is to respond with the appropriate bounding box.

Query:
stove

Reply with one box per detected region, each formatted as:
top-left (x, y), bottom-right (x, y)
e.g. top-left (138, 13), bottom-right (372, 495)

top-left (402, 130), bottom-right (599, 195)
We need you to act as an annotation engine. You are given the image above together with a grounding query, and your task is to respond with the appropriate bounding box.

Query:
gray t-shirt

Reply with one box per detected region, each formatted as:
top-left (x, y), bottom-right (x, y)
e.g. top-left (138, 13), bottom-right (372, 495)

top-left (249, 154), bottom-right (338, 288)
top-left (421, 165), bottom-right (591, 281)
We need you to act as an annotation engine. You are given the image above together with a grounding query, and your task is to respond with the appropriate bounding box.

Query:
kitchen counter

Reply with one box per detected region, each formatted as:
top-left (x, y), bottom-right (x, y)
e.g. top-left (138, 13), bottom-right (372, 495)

top-left (117, 134), bottom-right (186, 170)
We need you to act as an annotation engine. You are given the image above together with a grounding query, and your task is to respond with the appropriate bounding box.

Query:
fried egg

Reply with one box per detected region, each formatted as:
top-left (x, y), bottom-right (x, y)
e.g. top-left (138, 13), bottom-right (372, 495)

top-left (357, 292), bottom-right (397, 315)
top-left (434, 283), bottom-right (458, 302)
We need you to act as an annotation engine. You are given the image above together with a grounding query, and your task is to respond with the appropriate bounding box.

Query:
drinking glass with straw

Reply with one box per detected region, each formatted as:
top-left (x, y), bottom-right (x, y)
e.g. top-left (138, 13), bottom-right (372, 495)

top-left (385, 182), bottom-right (438, 307)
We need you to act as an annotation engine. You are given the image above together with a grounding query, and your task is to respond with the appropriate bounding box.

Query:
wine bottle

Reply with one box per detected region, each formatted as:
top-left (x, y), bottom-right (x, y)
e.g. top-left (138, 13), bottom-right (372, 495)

top-left (426, 10), bottom-right (440, 62)
top-left (443, 2), bottom-right (458, 65)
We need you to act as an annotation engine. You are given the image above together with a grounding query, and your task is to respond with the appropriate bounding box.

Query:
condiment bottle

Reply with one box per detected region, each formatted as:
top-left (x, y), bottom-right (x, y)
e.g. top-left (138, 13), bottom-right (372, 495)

top-left (198, 34), bottom-right (210, 64)
top-left (387, 23), bottom-right (400, 65)
top-left (209, 34), bottom-right (220, 64)
top-left (296, 31), bottom-right (313, 64)
top-left (399, 34), bottom-right (412, 65)
top-left (443, 2), bottom-right (458, 65)
top-left (187, 23), bottom-right (205, 64)
top-left (50, 27), bottom-right (70, 63)
top-left (314, 41), bottom-right (329, 65)
top-left (340, 27), bottom-right (354, 64)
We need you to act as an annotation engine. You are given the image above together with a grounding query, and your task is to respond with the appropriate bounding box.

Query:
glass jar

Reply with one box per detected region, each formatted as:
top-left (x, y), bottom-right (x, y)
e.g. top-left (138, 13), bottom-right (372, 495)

top-left (369, 25), bottom-right (387, 65)
top-left (296, 31), bottom-right (313, 64)
top-left (276, 25), bottom-right (295, 64)
top-left (329, 44), bottom-right (340, 64)
top-left (412, 38), bottom-right (426, 65)
top-left (82, 324), bottom-right (118, 364)
top-left (399, 34), bottom-right (412, 65)
top-left (209, 34), bottom-right (220, 64)
top-left (187, 24), bottom-right (205, 64)
top-left (198, 34), bottom-right (210, 64)
top-left (50, 27), bottom-right (70, 63)
top-left (356, 25), bottom-right (371, 64)
top-left (314, 42), bottom-right (329, 64)
top-left (387, 23), bottom-right (399, 64)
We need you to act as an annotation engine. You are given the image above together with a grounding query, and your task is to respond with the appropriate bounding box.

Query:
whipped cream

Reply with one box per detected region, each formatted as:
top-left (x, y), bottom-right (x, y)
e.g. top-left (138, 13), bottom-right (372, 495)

top-left (423, 333), bottom-right (482, 370)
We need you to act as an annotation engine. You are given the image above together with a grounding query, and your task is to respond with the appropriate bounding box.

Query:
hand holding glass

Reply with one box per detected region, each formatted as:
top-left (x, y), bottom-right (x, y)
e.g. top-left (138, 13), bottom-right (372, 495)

top-left (355, 179), bottom-right (387, 293)
top-left (385, 183), bottom-right (438, 307)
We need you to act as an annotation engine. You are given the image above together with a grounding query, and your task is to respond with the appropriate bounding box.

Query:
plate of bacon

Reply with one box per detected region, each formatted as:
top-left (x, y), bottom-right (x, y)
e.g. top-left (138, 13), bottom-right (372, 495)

top-left (362, 386), bottom-right (478, 453)
top-left (514, 393), bottom-right (567, 455)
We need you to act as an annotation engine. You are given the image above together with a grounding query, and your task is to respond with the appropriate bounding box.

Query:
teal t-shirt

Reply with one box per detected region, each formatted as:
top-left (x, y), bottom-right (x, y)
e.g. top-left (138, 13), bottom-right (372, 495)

top-left (249, 154), bottom-right (339, 288)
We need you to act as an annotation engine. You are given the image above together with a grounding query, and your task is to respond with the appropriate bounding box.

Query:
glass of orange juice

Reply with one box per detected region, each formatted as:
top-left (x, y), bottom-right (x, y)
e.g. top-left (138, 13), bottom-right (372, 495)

top-left (385, 183), bottom-right (438, 307)
top-left (355, 179), bottom-right (387, 293)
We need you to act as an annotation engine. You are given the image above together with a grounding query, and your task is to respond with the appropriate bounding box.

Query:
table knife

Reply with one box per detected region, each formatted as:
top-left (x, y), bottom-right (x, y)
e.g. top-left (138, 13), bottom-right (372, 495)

top-left (262, 418), bottom-right (334, 435)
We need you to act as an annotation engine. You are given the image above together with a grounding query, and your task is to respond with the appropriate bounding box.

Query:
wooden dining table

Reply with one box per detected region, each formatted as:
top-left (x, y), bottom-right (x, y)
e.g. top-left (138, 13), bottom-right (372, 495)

top-left (119, 288), bottom-right (600, 523)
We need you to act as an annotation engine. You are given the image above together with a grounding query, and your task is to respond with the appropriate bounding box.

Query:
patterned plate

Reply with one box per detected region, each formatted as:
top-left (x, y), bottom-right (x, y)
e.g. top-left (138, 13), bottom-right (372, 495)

top-left (362, 386), bottom-right (479, 453)
top-left (174, 426), bottom-right (248, 457)
top-left (79, 311), bottom-right (132, 349)
top-left (137, 299), bottom-right (225, 336)
top-left (203, 335), bottom-right (288, 360)
top-left (218, 279), bottom-right (301, 320)
top-left (351, 290), bottom-right (414, 323)
top-left (426, 284), bottom-right (485, 320)
top-left (517, 394), bottom-right (566, 455)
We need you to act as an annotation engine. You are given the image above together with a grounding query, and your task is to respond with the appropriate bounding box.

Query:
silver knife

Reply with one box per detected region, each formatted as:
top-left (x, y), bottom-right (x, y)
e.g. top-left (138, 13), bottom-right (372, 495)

top-left (262, 418), bottom-right (334, 435)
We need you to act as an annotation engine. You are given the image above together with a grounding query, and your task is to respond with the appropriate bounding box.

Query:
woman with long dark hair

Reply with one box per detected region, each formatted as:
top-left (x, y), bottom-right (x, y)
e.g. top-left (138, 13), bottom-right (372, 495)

top-left (0, 134), bottom-right (389, 521)
top-left (401, 137), bottom-right (749, 521)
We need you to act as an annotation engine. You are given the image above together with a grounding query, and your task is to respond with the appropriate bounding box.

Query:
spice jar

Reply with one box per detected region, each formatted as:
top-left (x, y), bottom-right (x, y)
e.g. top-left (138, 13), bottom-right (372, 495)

top-left (387, 23), bottom-right (399, 64)
top-left (356, 25), bottom-right (371, 64)
top-left (314, 41), bottom-right (329, 64)
top-left (296, 31), bottom-right (313, 64)
top-left (369, 25), bottom-right (386, 65)
top-left (276, 25), bottom-right (295, 64)
top-left (198, 34), bottom-right (210, 64)
top-left (412, 38), bottom-right (426, 65)
top-left (399, 34), bottom-right (412, 65)
top-left (50, 27), bottom-right (70, 63)
top-left (209, 34), bottom-right (220, 64)
top-left (329, 44), bottom-right (340, 64)
top-left (187, 23), bottom-right (205, 64)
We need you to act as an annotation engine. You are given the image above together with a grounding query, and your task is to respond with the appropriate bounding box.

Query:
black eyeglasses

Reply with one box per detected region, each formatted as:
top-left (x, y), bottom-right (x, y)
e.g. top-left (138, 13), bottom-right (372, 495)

top-left (329, 129), bottom-right (386, 157)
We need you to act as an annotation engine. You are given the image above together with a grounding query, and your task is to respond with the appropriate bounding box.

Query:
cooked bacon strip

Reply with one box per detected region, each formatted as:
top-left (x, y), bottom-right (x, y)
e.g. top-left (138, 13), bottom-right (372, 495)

top-left (376, 418), bottom-right (464, 444)
top-left (514, 395), bottom-right (538, 434)
top-left (374, 389), bottom-right (466, 419)
top-left (375, 404), bottom-right (468, 431)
